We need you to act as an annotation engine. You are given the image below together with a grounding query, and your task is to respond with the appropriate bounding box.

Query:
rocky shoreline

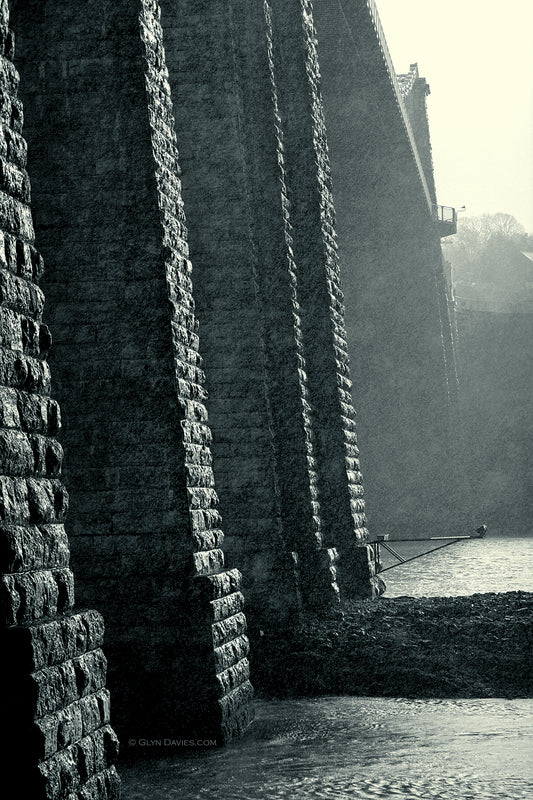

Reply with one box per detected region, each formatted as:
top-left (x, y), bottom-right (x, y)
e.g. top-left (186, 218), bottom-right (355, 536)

top-left (250, 591), bottom-right (532, 700)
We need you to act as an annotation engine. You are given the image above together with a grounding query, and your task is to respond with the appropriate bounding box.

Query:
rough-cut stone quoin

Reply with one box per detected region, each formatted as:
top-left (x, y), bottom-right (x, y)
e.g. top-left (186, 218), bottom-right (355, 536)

top-left (0, 0), bottom-right (120, 795)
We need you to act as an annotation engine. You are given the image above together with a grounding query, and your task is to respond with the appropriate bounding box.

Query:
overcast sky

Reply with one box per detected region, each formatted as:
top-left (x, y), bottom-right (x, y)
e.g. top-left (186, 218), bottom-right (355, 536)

top-left (375, 0), bottom-right (533, 233)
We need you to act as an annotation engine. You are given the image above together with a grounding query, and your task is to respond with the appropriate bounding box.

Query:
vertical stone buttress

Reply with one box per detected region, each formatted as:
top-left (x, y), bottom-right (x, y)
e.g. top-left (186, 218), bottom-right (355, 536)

top-left (269, 0), bottom-right (374, 595)
top-left (160, 0), bottom-right (345, 616)
top-left (0, 1), bottom-right (120, 796)
top-left (232, 0), bottom-right (341, 608)
top-left (12, 0), bottom-right (253, 741)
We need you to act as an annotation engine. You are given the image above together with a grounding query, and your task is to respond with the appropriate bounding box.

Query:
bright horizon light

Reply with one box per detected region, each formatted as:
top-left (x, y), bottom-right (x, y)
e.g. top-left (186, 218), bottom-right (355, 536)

top-left (375, 0), bottom-right (533, 233)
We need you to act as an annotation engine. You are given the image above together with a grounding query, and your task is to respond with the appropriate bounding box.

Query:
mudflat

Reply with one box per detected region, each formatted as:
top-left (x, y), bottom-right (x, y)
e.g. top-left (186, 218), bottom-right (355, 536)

top-left (251, 591), bottom-right (532, 699)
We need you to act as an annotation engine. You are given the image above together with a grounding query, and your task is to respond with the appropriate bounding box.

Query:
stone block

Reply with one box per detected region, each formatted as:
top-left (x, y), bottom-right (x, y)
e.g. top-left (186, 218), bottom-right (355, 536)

top-left (26, 478), bottom-right (69, 523)
top-left (211, 611), bottom-right (247, 647)
top-left (0, 522), bottom-right (70, 572)
top-left (0, 427), bottom-right (33, 474)
top-left (190, 527), bottom-right (224, 552)
top-left (31, 725), bottom-right (119, 800)
top-left (0, 266), bottom-right (44, 317)
top-left (29, 434), bottom-right (64, 477)
top-left (1, 566), bottom-right (74, 625)
top-left (192, 547), bottom-right (224, 576)
top-left (0, 123), bottom-right (28, 170)
top-left (30, 689), bottom-right (111, 760)
top-left (79, 689), bottom-right (111, 737)
top-left (218, 680), bottom-right (254, 738)
top-left (0, 156), bottom-right (30, 203)
top-left (186, 485), bottom-right (218, 510)
top-left (0, 349), bottom-right (51, 393)
top-left (210, 590), bottom-right (245, 622)
top-left (17, 391), bottom-right (61, 434)
top-left (0, 304), bottom-right (23, 349)
top-left (34, 702), bottom-right (84, 761)
top-left (69, 766), bottom-right (121, 800)
top-left (189, 507), bottom-right (222, 531)
top-left (213, 634), bottom-right (250, 672)
top-left (21, 315), bottom-right (47, 356)
top-left (0, 383), bottom-right (19, 426)
top-left (30, 649), bottom-right (108, 717)
top-left (2, 609), bottom-right (105, 672)
top-left (185, 464), bottom-right (214, 487)
top-left (0, 476), bottom-right (30, 530)
top-left (215, 657), bottom-right (250, 698)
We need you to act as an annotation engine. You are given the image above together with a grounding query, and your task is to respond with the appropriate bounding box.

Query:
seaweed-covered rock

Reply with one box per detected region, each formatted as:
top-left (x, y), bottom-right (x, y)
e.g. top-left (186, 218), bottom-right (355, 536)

top-left (250, 592), bottom-right (532, 699)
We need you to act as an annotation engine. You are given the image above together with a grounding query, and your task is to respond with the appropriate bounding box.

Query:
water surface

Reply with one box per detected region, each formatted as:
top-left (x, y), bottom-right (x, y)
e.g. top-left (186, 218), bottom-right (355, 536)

top-left (120, 697), bottom-right (533, 800)
top-left (120, 538), bottom-right (532, 799)
top-left (379, 535), bottom-right (533, 597)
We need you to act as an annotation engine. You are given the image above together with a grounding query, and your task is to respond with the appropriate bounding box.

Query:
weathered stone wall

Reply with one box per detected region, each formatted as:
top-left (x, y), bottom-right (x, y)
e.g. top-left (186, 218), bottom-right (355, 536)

top-left (455, 307), bottom-right (533, 536)
top-left (5, 0), bottom-right (468, 763)
top-left (0, 0), bottom-right (120, 794)
top-left (160, 0), bottom-right (374, 605)
top-left (11, 0), bottom-right (253, 743)
top-left (313, 0), bottom-right (464, 540)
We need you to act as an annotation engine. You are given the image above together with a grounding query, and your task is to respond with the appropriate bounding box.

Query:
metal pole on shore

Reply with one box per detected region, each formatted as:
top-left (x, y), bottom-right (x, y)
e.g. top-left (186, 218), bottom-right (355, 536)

top-left (371, 526), bottom-right (487, 574)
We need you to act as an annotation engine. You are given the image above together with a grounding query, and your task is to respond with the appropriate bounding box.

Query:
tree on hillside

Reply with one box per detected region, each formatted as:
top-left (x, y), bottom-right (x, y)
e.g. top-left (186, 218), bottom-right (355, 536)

top-left (483, 212), bottom-right (526, 240)
top-left (443, 213), bottom-right (532, 305)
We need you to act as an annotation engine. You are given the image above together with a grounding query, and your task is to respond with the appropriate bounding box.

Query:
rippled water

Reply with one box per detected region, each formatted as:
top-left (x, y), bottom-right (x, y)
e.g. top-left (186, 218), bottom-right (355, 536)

top-left (120, 697), bottom-right (533, 800)
top-left (120, 536), bottom-right (533, 800)
top-left (378, 536), bottom-right (533, 597)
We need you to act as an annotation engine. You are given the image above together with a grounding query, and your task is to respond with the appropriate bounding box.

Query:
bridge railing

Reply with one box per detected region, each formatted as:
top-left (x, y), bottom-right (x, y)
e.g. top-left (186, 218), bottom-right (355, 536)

top-left (432, 204), bottom-right (457, 236)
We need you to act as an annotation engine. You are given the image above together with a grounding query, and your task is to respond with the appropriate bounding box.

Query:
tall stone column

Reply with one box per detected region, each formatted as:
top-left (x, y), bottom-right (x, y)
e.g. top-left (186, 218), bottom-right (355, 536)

top-left (11, 0), bottom-right (253, 741)
top-left (0, 1), bottom-right (120, 795)
top-left (160, 0), bottom-right (341, 613)
top-left (240, 0), bottom-right (341, 608)
top-left (269, 0), bottom-right (375, 596)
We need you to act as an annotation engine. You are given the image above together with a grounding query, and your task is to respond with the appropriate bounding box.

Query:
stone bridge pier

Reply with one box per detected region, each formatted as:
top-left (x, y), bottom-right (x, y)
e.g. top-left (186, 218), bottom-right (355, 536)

top-left (3, 0), bottom-right (462, 795)
top-left (5, 0), bottom-right (379, 783)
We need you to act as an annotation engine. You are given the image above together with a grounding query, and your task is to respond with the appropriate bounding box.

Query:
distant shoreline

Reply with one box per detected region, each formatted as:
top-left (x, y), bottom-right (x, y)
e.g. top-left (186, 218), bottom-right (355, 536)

top-left (251, 592), bottom-right (532, 700)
